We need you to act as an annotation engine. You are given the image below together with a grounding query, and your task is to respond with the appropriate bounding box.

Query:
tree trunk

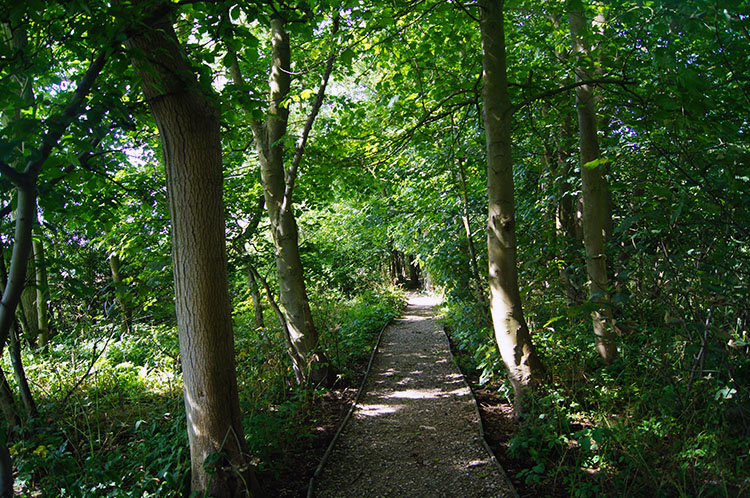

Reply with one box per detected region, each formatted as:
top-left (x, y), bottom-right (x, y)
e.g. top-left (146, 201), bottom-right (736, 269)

top-left (0, 248), bottom-right (38, 418)
top-left (456, 158), bottom-right (483, 295)
top-left (126, 11), bottom-right (261, 497)
top-left (109, 253), bottom-right (132, 334)
top-left (247, 269), bottom-right (265, 329)
top-left (8, 323), bottom-right (36, 417)
top-left (247, 263), bottom-right (305, 382)
top-left (0, 369), bottom-right (20, 432)
top-left (390, 249), bottom-right (405, 284)
top-left (19, 246), bottom-right (38, 348)
top-left (568, 0), bottom-right (618, 364)
top-left (33, 228), bottom-right (50, 346)
top-left (0, 22), bottom-right (108, 498)
top-left (253, 18), bottom-right (331, 386)
top-left (406, 254), bottom-right (420, 289)
top-left (554, 108), bottom-right (582, 305)
top-left (480, 0), bottom-right (545, 415)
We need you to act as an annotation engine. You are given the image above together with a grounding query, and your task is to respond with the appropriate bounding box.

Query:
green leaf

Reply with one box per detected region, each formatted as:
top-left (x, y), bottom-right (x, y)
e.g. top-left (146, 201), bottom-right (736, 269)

top-left (583, 157), bottom-right (609, 170)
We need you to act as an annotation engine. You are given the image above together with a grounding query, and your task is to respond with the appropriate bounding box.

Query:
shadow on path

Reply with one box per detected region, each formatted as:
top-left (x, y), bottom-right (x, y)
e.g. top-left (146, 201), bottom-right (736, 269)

top-left (314, 294), bottom-right (515, 497)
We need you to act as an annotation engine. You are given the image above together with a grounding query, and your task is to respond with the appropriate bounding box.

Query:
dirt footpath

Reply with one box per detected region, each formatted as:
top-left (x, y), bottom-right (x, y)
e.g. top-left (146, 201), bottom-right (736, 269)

top-left (312, 294), bottom-right (516, 497)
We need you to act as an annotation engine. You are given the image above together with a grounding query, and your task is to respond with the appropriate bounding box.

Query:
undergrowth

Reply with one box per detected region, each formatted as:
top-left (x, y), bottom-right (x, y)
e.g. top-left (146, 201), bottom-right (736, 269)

top-left (441, 296), bottom-right (750, 498)
top-left (2, 284), bottom-right (405, 496)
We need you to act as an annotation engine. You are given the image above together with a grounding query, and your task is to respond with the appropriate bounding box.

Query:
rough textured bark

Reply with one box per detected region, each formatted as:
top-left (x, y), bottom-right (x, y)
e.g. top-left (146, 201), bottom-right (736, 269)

top-left (568, 1), bottom-right (618, 364)
top-left (126, 12), bottom-right (261, 497)
top-left (480, 0), bottom-right (545, 414)
top-left (252, 18), bottom-right (331, 385)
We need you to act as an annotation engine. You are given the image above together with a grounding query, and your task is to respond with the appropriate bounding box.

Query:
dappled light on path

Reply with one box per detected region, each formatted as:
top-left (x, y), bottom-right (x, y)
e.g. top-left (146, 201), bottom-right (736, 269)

top-left (314, 294), bottom-right (515, 497)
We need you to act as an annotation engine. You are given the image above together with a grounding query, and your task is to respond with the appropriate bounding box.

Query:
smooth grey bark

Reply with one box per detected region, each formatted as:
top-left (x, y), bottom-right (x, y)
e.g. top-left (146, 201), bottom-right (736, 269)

top-left (247, 263), bottom-right (305, 378)
top-left (126, 12), bottom-right (261, 497)
top-left (568, 1), bottom-right (618, 364)
top-left (255, 19), bottom-right (320, 383)
top-left (480, 0), bottom-right (545, 414)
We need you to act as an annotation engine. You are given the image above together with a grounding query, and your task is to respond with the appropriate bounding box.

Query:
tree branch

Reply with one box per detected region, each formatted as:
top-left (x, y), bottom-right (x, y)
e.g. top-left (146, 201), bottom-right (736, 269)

top-left (247, 262), bottom-right (305, 382)
top-left (0, 161), bottom-right (30, 189)
top-left (219, 9), bottom-right (264, 142)
top-left (452, 0), bottom-right (479, 23)
top-left (282, 14), bottom-right (340, 209)
top-left (512, 77), bottom-right (635, 113)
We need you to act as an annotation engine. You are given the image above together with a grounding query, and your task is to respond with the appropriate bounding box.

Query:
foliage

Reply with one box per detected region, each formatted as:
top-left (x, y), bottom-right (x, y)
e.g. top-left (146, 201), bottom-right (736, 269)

top-left (1, 283), bottom-right (402, 495)
top-left (1, 0), bottom-right (748, 495)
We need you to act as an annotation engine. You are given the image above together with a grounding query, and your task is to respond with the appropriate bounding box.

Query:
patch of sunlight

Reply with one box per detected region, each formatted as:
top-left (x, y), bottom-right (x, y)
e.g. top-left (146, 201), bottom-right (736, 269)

top-left (385, 388), bottom-right (445, 399)
top-left (444, 386), bottom-right (472, 396)
top-left (383, 386), bottom-right (472, 400)
top-left (409, 295), bottom-right (441, 307)
top-left (355, 403), bottom-right (403, 417)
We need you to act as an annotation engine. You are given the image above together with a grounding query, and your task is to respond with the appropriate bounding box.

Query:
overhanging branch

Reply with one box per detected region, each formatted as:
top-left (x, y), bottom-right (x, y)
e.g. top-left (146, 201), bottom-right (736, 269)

top-left (512, 77), bottom-right (635, 113)
top-left (282, 14), bottom-right (341, 210)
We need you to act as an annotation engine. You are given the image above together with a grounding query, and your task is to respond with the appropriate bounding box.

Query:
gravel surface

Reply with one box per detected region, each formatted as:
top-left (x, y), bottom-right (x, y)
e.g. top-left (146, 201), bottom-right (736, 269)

top-left (313, 295), bottom-right (516, 497)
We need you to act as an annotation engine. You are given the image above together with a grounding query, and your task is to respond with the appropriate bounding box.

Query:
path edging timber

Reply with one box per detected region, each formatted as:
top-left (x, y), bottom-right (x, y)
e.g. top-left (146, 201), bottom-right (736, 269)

top-left (440, 323), bottom-right (520, 498)
top-left (306, 316), bottom-right (393, 498)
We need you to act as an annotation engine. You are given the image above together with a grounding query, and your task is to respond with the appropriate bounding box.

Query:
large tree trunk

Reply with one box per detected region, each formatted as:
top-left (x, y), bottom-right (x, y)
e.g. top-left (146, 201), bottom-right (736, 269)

top-left (253, 18), bottom-right (330, 386)
top-left (568, 1), bottom-right (618, 364)
top-left (480, 0), bottom-right (545, 415)
top-left (126, 12), bottom-right (261, 497)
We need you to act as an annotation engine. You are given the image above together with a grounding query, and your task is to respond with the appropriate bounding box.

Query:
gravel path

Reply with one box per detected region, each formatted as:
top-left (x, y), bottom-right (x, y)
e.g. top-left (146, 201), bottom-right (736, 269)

top-left (313, 294), bottom-right (516, 497)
